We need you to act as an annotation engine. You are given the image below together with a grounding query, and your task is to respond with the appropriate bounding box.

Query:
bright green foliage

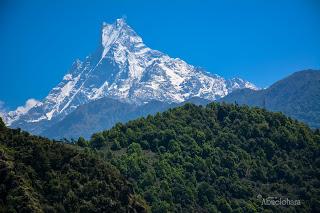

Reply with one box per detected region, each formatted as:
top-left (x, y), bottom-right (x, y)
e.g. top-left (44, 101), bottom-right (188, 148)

top-left (91, 103), bottom-right (320, 212)
top-left (0, 120), bottom-right (147, 213)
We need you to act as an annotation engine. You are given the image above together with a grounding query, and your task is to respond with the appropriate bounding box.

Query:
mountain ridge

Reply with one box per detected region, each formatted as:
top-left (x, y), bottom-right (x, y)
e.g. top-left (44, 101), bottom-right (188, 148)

top-left (220, 69), bottom-right (320, 128)
top-left (41, 97), bottom-right (211, 139)
top-left (4, 18), bottom-right (256, 136)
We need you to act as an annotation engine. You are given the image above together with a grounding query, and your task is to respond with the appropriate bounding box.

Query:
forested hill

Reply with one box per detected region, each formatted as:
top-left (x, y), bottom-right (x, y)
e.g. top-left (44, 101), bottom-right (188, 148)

top-left (0, 118), bottom-right (147, 212)
top-left (1, 102), bottom-right (320, 212)
top-left (88, 103), bottom-right (320, 212)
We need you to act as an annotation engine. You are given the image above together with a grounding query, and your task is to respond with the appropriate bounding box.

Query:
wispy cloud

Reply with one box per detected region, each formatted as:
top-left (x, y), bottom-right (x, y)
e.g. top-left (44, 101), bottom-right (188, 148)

top-left (0, 98), bottom-right (41, 124)
top-left (15, 98), bottom-right (40, 115)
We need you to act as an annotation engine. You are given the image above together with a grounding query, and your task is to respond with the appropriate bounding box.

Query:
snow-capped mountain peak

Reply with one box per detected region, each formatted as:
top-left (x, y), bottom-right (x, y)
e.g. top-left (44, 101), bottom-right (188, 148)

top-left (227, 77), bottom-right (258, 92)
top-left (101, 18), bottom-right (144, 60)
top-left (5, 18), bottom-right (257, 134)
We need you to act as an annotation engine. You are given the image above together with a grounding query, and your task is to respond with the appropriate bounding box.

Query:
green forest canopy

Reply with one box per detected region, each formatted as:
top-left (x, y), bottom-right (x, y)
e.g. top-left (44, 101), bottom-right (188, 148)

top-left (1, 102), bottom-right (320, 212)
top-left (87, 103), bottom-right (320, 212)
top-left (0, 119), bottom-right (147, 213)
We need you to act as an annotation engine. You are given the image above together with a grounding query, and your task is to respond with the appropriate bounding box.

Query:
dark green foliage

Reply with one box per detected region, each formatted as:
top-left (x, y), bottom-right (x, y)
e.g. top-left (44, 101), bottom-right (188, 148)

top-left (91, 102), bottom-right (320, 212)
top-left (111, 140), bottom-right (122, 150)
top-left (0, 118), bottom-right (5, 129)
top-left (76, 136), bottom-right (88, 147)
top-left (0, 119), bottom-right (147, 213)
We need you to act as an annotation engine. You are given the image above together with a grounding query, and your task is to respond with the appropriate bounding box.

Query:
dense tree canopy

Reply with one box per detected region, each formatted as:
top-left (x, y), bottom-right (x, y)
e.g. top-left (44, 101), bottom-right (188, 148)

top-left (0, 120), bottom-right (147, 213)
top-left (1, 101), bottom-right (320, 212)
top-left (89, 103), bottom-right (320, 212)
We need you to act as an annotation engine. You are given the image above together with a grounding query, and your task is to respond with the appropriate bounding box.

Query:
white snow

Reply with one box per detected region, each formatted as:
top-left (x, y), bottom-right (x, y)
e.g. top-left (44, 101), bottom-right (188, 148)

top-left (63, 74), bottom-right (73, 81)
top-left (130, 35), bottom-right (142, 43)
top-left (46, 110), bottom-right (54, 120)
top-left (101, 23), bottom-right (121, 59)
top-left (29, 115), bottom-right (47, 123)
top-left (128, 53), bottom-right (144, 79)
top-left (159, 63), bottom-right (184, 89)
top-left (5, 99), bottom-right (41, 125)
top-left (91, 81), bottom-right (109, 100)
top-left (7, 18), bottom-right (258, 129)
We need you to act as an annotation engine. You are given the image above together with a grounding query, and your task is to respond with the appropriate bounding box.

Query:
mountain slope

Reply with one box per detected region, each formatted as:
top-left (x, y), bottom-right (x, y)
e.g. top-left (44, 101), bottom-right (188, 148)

top-left (88, 102), bottom-right (320, 212)
top-left (42, 98), bottom-right (173, 139)
top-left (220, 70), bottom-right (320, 128)
top-left (6, 18), bottom-right (256, 136)
top-left (0, 118), bottom-right (147, 212)
top-left (42, 97), bottom-right (211, 139)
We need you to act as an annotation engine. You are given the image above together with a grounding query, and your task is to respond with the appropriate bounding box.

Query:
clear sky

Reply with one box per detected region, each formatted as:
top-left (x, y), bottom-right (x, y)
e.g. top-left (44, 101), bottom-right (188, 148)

top-left (0, 0), bottom-right (319, 109)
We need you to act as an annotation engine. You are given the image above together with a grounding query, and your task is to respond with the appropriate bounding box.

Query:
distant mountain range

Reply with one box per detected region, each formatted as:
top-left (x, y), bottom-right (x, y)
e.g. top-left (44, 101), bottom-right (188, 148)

top-left (220, 70), bottom-right (320, 128)
top-left (41, 97), bottom-right (210, 139)
top-left (42, 69), bottom-right (320, 139)
top-left (2, 18), bottom-right (256, 138)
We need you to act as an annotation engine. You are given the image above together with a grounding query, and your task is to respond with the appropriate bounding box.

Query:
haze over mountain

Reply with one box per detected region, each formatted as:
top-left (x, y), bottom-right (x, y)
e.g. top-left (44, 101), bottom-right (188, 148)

top-left (2, 18), bottom-right (256, 137)
top-left (42, 97), bottom-right (211, 139)
top-left (220, 70), bottom-right (320, 128)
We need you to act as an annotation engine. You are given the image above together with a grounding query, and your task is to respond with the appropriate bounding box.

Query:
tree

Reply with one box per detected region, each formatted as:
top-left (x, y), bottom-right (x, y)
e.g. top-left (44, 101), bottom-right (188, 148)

top-left (0, 117), bottom-right (5, 129)
top-left (77, 136), bottom-right (88, 147)
top-left (197, 182), bottom-right (215, 205)
top-left (90, 133), bottom-right (105, 148)
top-left (127, 143), bottom-right (142, 155)
top-left (111, 140), bottom-right (121, 150)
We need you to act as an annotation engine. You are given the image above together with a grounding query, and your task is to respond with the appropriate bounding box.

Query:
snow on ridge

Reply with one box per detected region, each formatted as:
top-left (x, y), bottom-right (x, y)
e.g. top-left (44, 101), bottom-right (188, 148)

top-left (101, 23), bottom-right (121, 59)
top-left (5, 99), bottom-right (42, 125)
top-left (8, 18), bottom-right (257, 133)
top-left (227, 77), bottom-right (259, 91)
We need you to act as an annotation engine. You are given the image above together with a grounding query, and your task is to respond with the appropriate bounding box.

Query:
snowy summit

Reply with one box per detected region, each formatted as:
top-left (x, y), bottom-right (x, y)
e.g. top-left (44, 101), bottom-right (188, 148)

top-left (4, 18), bottom-right (257, 134)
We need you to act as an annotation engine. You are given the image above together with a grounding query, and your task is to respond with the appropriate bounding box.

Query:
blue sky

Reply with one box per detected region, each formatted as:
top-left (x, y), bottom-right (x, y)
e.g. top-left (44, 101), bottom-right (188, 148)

top-left (0, 0), bottom-right (319, 109)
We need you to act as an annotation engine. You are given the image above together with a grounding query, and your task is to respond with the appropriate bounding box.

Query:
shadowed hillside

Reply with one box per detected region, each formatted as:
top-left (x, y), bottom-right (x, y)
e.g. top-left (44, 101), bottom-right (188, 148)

top-left (220, 70), bottom-right (320, 128)
top-left (0, 118), bottom-right (147, 213)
